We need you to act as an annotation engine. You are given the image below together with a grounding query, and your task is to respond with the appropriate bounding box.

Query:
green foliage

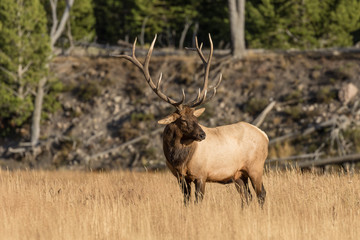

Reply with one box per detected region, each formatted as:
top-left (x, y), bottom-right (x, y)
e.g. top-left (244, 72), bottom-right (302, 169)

top-left (89, 0), bottom-right (360, 49)
top-left (93, 0), bottom-right (135, 44)
top-left (42, 80), bottom-right (63, 119)
top-left (328, 0), bottom-right (360, 46)
top-left (245, 97), bottom-right (269, 116)
top-left (284, 89), bottom-right (303, 103)
top-left (195, 0), bottom-right (229, 47)
top-left (70, 0), bottom-right (96, 42)
top-left (0, 83), bottom-right (34, 129)
top-left (130, 112), bottom-right (155, 125)
top-left (0, 0), bottom-right (50, 134)
top-left (37, 0), bottom-right (360, 49)
top-left (246, 0), bottom-right (360, 49)
top-left (284, 104), bottom-right (303, 121)
top-left (343, 127), bottom-right (360, 152)
top-left (92, 0), bottom-right (229, 47)
top-left (316, 86), bottom-right (337, 104)
top-left (73, 81), bottom-right (101, 102)
top-left (41, 0), bottom-right (96, 44)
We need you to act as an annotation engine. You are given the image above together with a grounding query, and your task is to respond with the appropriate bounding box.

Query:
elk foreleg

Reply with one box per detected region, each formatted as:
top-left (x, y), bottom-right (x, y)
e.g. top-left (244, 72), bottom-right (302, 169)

top-left (194, 179), bottom-right (206, 203)
top-left (234, 176), bottom-right (252, 206)
top-left (179, 177), bottom-right (191, 205)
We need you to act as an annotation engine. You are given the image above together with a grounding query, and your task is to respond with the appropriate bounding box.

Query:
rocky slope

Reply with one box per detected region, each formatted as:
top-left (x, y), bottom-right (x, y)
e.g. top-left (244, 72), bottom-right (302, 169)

top-left (1, 49), bottom-right (360, 170)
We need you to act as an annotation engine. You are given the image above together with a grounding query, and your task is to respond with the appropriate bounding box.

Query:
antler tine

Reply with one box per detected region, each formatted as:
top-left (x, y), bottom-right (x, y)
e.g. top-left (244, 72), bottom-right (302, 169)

top-left (112, 35), bottom-right (185, 110)
top-left (110, 37), bottom-right (142, 70)
top-left (187, 33), bottom-right (217, 108)
top-left (203, 73), bottom-right (222, 103)
top-left (191, 90), bottom-right (208, 108)
top-left (195, 37), bottom-right (206, 63)
top-left (143, 35), bottom-right (157, 79)
top-left (157, 72), bottom-right (163, 89)
top-left (201, 33), bottom-right (213, 95)
top-left (191, 73), bottom-right (222, 108)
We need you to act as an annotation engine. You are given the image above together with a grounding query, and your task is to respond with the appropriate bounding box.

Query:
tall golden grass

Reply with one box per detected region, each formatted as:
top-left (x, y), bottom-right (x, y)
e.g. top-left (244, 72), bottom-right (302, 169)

top-left (0, 169), bottom-right (359, 240)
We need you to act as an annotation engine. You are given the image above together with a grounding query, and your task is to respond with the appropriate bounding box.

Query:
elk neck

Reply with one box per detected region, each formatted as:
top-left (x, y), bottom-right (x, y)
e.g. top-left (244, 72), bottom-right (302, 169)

top-left (162, 123), bottom-right (197, 168)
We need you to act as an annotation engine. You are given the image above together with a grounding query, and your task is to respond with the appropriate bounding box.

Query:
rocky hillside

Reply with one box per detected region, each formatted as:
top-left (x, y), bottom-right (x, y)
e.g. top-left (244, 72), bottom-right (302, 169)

top-left (1, 49), bottom-right (360, 171)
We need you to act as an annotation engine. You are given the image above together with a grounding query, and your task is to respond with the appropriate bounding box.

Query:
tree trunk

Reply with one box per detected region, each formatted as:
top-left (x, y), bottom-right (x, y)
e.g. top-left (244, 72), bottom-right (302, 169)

top-left (29, 0), bottom-right (74, 147)
top-left (65, 19), bottom-right (74, 55)
top-left (179, 19), bottom-right (192, 49)
top-left (50, 0), bottom-right (75, 50)
top-left (228, 0), bottom-right (246, 59)
top-left (140, 16), bottom-right (149, 46)
top-left (192, 21), bottom-right (199, 48)
top-left (31, 77), bottom-right (47, 146)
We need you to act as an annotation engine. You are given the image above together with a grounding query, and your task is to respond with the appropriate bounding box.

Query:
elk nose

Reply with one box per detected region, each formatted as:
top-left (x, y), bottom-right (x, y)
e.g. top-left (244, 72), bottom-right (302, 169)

top-left (198, 132), bottom-right (206, 140)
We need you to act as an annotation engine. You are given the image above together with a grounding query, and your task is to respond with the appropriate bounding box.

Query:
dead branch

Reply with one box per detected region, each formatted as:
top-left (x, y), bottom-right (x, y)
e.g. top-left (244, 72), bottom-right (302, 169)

top-left (88, 128), bottom-right (163, 161)
top-left (269, 119), bottom-right (335, 145)
top-left (50, 0), bottom-right (74, 49)
top-left (293, 153), bottom-right (360, 168)
top-left (266, 152), bottom-right (324, 164)
top-left (252, 101), bottom-right (276, 127)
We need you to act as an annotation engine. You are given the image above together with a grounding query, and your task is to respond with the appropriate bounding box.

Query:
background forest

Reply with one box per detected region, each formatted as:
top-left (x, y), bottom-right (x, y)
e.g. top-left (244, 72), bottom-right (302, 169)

top-left (64, 0), bottom-right (360, 48)
top-left (1, 0), bottom-right (360, 170)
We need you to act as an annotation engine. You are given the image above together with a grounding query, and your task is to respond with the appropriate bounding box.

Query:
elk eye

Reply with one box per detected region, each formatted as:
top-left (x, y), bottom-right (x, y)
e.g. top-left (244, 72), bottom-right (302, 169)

top-left (180, 120), bottom-right (188, 127)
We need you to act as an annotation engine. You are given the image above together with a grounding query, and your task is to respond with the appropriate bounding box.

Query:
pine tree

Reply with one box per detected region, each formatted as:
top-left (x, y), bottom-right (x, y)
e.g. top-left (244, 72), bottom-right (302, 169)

top-left (70, 0), bottom-right (96, 42)
top-left (93, 0), bottom-right (135, 44)
top-left (245, 0), bottom-right (360, 49)
top-left (328, 0), bottom-right (360, 47)
top-left (0, 0), bottom-right (51, 136)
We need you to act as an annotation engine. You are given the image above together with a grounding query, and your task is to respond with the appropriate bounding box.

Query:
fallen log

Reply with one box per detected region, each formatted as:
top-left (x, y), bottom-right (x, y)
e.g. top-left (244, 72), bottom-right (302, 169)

top-left (269, 119), bottom-right (335, 145)
top-left (270, 153), bottom-right (360, 169)
top-left (88, 128), bottom-right (163, 161)
top-left (252, 101), bottom-right (276, 127)
top-left (266, 152), bottom-right (324, 164)
top-left (295, 153), bottom-right (360, 168)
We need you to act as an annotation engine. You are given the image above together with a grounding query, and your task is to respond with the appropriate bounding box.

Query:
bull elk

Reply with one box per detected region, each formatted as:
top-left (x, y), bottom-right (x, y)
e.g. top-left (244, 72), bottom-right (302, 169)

top-left (113, 34), bottom-right (268, 206)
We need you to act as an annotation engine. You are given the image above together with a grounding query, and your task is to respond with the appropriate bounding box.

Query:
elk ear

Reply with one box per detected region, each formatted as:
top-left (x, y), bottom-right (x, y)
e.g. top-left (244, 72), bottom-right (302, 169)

top-left (193, 108), bottom-right (205, 117)
top-left (158, 113), bottom-right (180, 125)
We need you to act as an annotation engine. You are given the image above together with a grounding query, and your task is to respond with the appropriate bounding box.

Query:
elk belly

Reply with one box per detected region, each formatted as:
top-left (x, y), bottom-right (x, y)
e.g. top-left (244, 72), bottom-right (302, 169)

top-left (186, 122), bottom-right (268, 183)
top-left (187, 137), bottom-right (247, 182)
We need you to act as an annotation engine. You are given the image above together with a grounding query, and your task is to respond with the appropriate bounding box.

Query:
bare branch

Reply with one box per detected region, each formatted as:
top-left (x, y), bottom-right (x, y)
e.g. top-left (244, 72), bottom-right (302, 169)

top-left (50, 0), bottom-right (74, 49)
top-left (252, 101), bottom-right (276, 127)
top-left (20, 61), bottom-right (32, 76)
top-left (49, 0), bottom-right (58, 38)
top-left (0, 66), bottom-right (17, 81)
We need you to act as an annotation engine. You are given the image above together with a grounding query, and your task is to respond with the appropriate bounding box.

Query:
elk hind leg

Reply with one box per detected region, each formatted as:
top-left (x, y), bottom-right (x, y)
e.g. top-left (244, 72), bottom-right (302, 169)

top-left (249, 175), bottom-right (266, 207)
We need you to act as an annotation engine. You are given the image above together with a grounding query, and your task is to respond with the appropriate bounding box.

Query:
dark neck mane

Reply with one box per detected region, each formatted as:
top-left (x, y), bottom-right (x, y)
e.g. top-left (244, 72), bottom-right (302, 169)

top-left (162, 124), bottom-right (196, 168)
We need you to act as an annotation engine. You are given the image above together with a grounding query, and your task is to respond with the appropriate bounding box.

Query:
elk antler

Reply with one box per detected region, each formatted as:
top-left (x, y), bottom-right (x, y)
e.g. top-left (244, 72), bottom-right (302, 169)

top-left (185, 34), bottom-right (222, 108)
top-left (111, 35), bottom-right (185, 110)
top-left (112, 34), bottom-right (222, 110)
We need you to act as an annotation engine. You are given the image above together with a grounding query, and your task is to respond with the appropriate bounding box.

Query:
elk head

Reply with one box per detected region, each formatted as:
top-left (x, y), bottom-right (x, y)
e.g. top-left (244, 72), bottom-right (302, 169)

top-left (112, 34), bottom-right (222, 143)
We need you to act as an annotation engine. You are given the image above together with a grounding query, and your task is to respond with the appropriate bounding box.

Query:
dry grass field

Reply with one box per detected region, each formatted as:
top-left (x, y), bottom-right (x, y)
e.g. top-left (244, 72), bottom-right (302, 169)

top-left (0, 169), bottom-right (359, 240)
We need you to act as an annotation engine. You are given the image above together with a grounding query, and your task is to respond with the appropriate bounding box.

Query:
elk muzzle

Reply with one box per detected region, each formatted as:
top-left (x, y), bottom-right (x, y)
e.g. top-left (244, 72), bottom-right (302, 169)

top-left (194, 129), bottom-right (206, 141)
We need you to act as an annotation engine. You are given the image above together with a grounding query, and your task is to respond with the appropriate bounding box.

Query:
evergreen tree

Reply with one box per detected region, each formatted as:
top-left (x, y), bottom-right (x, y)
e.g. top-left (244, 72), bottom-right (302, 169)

top-left (93, 0), bottom-right (135, 44)
top-left (246, 0), bottom-right (360, 49)
top-left (196, 0), bottom-right (230, 48)
top-left (41, 0), bottom-right (95, 45)
top-left (0, 0), bottom-right (51, 136)
top-left (69, 0), bottom-right (96, 42)
top-left (328, 0), bottom-right (360, 47)
top-left (246, 0), bottom-right (294, 49)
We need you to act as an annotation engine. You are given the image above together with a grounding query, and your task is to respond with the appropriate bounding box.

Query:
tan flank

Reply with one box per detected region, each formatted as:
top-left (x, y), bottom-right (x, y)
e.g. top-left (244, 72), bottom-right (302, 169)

top-left (113, 34), bottom-right (268, 205)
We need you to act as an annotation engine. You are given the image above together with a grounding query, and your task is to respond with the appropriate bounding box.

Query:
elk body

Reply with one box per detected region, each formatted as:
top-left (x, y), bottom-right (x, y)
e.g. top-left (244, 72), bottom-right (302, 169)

top-left (113, 34), bottom-right (268, 206)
